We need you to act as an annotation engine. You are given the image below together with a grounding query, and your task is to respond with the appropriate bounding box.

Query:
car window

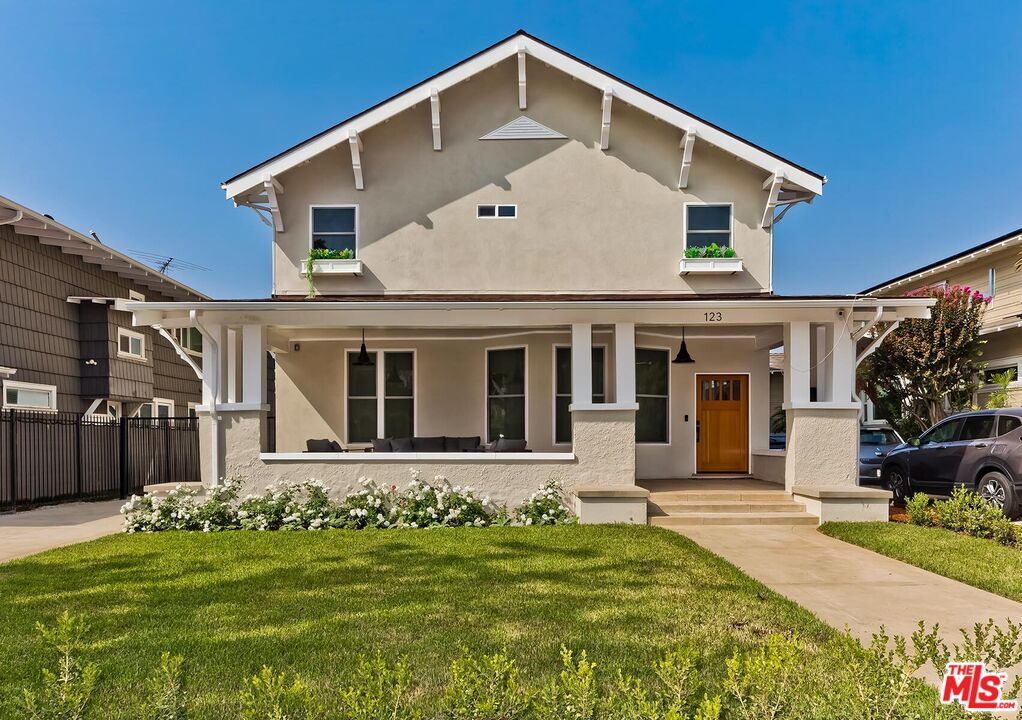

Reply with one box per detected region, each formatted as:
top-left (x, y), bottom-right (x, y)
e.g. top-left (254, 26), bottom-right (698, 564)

top-left (860, 429), bottom-right (900, 444)
top-left (920, 419), bottom-right (962, 444)
top-left (960, 416), bottom-right (995, 441)
top-left (998, 415), bottom-right (1022, 436)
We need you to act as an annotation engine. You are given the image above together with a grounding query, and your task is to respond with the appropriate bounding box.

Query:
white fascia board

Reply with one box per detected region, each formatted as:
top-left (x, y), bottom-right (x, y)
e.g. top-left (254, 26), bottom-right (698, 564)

top-left (222, 35), bottom-right (824, 199)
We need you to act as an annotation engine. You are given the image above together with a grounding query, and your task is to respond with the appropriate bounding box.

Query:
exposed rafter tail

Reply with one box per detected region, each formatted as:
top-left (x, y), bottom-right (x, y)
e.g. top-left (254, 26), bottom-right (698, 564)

top-left (678, 129), bottom-right (696, 189)
top-left (600, 88), bottom-right (613, 150)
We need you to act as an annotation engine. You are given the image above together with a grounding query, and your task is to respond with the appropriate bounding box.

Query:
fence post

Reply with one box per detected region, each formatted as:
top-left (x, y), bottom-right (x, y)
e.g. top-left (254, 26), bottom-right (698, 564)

top-left (8, 410), bottom-right (17, 511)
top-left (74, 414), bottom-right (83, 499)
top-left (119, 417), bottom-right (129, 499)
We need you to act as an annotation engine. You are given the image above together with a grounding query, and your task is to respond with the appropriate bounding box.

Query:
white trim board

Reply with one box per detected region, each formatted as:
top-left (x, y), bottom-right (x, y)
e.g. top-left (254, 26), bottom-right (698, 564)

top-left (261, 451), bottom-right (574, 463)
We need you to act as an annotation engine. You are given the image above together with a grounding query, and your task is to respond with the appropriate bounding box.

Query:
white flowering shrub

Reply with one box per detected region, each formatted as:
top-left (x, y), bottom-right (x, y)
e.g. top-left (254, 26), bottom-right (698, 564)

top-left (513, 480), bottom-right (573, 526)
top-left (120, 473), bottom-right (574, 533)
top-left (393, 470), bottom-right (490, 528)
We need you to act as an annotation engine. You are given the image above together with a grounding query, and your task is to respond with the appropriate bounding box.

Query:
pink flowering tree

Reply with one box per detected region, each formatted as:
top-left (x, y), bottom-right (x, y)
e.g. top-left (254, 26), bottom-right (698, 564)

top-left (859, 284), bottom-right (989, 436)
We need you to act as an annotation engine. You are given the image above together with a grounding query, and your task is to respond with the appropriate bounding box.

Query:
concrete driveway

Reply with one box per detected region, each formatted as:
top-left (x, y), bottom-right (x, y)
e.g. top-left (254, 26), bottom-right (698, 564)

top-left (0, 500), bottom-right (124, 563)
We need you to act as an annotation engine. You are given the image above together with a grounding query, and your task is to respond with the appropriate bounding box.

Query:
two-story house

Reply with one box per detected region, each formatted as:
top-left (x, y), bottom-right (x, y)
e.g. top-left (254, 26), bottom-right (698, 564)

top-left (1, 194), bottom-right (206, 418)
top-left (132, 31), bottom-right (930, 523)
top-left (863, 226), bottom-right (1022, 408)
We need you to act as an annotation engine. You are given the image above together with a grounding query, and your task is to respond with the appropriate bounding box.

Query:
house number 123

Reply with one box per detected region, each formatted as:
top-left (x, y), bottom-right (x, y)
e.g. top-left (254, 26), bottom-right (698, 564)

top-left (704, 312), bottom-right (723, 322)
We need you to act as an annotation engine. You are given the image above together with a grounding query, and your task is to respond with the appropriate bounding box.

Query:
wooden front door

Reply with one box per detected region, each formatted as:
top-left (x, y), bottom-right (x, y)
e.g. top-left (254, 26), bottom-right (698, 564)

top-left (696, 374), bottom-right (749, 473)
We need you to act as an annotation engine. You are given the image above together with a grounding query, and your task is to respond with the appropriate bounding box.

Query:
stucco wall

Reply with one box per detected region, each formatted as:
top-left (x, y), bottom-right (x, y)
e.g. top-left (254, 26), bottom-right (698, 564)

top-left (784, 407), bottom-right (859, 490)
top-left (272, 330), bottom-right (771, 480)
top-left (271, 57), bottom-right (773, 297)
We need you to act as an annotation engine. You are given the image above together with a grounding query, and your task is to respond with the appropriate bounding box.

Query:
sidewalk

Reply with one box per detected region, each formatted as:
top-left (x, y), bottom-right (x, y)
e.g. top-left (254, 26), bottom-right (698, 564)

top-left (0, 500), bottom-right (124, 563)
top-left (675, 525), bottom-right (1022, 644)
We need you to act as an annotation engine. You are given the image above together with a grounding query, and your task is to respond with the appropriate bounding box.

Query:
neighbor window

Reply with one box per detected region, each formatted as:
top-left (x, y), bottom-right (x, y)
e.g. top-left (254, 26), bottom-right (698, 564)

top-left (487, 348), bottom-right (526, 441)
top-left (347, 351), bottom-right (415, 443)
top-left (106, 400), bottom-right (122, 418)
top-left (989, 268), bottom-right (997, 297)
top-left (173, 327), bottom-right (202, 356)
top-left (134, 403), bottom-right (153, 418)
top-left (477, 204), bottom-right (517, 219)
top-left (554, 346), bottom-right (606, 443)
top-left (128, 290), bottom-right (146, 301)
top-left (3, 380), bottom-right (57, 411)
top-left (984, 364), bottom-right (1018, 385)
top-left (118, 328), bottom-right (145, 360)
top-left (154, 399), bottom-right (174, 418)
top-left (686, 204), bottom-right (731, 249)
top-left (311, 206), bottom-right (357, 256)
top-left (636, 348), bottom-right (669, 443)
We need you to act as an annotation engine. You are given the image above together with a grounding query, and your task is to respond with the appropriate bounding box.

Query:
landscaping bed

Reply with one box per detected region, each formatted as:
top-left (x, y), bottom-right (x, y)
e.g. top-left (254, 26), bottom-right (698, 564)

top-left (0, 525), bottom-right (865, 718)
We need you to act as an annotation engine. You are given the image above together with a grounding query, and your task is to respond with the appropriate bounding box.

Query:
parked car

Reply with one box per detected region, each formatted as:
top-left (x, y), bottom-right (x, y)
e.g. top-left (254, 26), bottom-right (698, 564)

top-left (881, 409), bottom-right (1022, 518)
top-left (859, 423), bottom-right (904, 486)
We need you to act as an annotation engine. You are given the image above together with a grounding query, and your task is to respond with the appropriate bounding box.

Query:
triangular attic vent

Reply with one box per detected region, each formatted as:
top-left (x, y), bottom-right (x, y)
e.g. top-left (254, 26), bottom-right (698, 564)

top-left (479, 116), bottom-right (567, 140)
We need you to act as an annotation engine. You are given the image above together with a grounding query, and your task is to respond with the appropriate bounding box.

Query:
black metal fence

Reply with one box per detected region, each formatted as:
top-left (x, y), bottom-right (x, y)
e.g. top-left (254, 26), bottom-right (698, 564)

top-left (0, 410), bottom-right (200, 512)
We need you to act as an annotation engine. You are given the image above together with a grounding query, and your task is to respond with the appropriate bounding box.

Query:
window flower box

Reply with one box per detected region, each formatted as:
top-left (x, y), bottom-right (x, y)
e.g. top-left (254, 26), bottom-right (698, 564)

top-left (301, 258), bottom-right (363, 277)
top-left (678, 257), bottom-right (743, 275)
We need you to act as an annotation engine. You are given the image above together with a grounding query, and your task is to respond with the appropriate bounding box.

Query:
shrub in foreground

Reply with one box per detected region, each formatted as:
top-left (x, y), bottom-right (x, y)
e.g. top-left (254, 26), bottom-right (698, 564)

top-left (18, 612), bottom-right (1022, 719)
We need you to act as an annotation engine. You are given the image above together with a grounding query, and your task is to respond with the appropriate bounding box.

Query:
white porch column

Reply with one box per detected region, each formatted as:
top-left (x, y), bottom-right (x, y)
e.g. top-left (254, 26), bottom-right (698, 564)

top-left (226, 328), bottom-right (240, 403)
top-left (829, 320), bottom-right (856, 404)
top-left (200, 322), bottom-right (226, 407)
top-left (571, 323), bottom-right (593, 406)
top-left (783, 321), bottom-right (811, 406)
top-left (241, 324), bottom-right (268, 406)
top-left (214, 324), bottom-right (231, 405)
top-left (815, 324), bottom-right (831, 402)
top-left (614, 322), bottom-right (636, 405)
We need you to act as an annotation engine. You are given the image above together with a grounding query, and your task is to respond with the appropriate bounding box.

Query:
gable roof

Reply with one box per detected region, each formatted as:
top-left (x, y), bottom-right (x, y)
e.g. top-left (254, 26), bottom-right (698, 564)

top-left (862, 226), bottom-right (1022, 295)
top-left (222, 30), bottom-right (825, 201)
top-left (0, 194), bottom-right (210, 301)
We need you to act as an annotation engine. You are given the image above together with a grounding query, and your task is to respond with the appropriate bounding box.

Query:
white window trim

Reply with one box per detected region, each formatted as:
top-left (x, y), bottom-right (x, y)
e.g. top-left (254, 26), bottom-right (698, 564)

top-left (154, 398), bottom-right (175, 418)
top-left (476, 204), bottom-right (518, 219)
top-left (106, 400), bottom-right (122, 418)
top-left (552, 343), bottom-right (608, 446)
top-left (2, 379), bottom-right (58, 412)
top-left (635, 345), bottom-right (671, 446)
top-left (980, 358), bottom-right (1022, 389)
top-left (310, 204), bottom-right (359, 258)
top-left (484, 345), bottom-right (528, 444)
top-left (117, 327), bottom-right (146, 361)
top-left (133, 402), bottom-right (153, 418)
top-left (343, 348), bottom-right (417, 446)
top-left (128, 289), bottom-right (146, 302)
top-left (682, 202), bottom-right (734, 252)
top-left (173, 327), bottom-right (202, 357)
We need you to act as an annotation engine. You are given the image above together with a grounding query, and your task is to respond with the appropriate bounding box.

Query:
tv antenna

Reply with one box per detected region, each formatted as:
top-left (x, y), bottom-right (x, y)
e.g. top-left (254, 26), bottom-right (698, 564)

top-left (128, 250), bottom-right (210, 275)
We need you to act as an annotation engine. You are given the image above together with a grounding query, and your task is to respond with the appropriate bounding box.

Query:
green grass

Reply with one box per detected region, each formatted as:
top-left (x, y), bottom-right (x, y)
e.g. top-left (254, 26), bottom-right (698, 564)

top-left (821, 521), bottom-right (1022, 602)
top-left (0, 525), bottom-right (840, 718)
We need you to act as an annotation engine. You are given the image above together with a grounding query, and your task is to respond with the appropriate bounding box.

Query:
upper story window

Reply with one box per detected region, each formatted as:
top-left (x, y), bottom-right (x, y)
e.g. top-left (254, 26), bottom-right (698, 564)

top-left (118, 328), bottom-right (145, 360)
top-left (685, 204), bottom-right (732, 249)
top-left (3, 380), bottom-right (58, 411)
top-left (477, 204), bottom-right (517, 219)
top-left (311, 206), bottom-right (358, 257)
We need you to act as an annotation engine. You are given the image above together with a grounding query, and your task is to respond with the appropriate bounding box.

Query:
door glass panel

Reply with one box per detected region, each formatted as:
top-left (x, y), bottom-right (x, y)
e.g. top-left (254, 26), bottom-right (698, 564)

top-left (701, 381), bottom-right (710, 401)
top-left (732, 379), bottom-right (741, 401)
top-left (960, 416), bottom-right (995, 441)
top-left (721, 380), bottom-right (730, 401)
top-left (711, 381), bottom-right (720, 401)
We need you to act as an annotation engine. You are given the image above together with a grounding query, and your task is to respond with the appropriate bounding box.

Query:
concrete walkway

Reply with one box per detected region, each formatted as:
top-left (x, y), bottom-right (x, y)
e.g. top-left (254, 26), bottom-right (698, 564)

top-left (676, 524), bottom-right (1022, 645)
top-left (0, 500), bottom-right (124, 563)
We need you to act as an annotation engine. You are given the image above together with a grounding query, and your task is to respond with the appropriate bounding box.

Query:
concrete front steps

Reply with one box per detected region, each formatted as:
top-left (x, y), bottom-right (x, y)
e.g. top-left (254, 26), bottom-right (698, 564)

top-left (641, 478), bottom-right (819, 527)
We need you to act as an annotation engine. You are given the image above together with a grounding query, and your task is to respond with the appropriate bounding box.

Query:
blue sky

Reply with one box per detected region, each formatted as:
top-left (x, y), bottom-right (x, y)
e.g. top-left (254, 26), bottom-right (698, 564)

top-left (2, 1), bottom-right (1020, 298)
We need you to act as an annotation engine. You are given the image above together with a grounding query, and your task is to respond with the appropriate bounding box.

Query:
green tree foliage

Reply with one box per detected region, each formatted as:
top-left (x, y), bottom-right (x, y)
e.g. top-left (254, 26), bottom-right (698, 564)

top-left (984, 368), bottom-right (1017, 409)
top-left (860, 285), bottom-right (988, 437)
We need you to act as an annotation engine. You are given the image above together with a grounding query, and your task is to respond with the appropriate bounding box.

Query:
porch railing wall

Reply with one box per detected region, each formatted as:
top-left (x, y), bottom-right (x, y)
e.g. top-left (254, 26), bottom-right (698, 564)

top-left (0, 410), bottom-right (200, 512)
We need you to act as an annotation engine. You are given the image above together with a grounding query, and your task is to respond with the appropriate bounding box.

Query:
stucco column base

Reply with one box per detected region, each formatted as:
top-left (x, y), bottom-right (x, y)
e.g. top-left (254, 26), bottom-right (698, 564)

top-left (783, 406), bottom-right (859, 493)
top-left (221, 410), bottom-right (267, 483)
top-left (569, 407), bottom-right (637, 487)
top-left (573, 486), bottom-right (649, 524)
top-left (792, 487), bottom-right (892, 523)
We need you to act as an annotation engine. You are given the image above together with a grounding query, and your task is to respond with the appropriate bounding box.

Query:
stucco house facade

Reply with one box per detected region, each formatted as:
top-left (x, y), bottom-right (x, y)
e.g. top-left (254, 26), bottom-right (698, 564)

top-left (132, 31), bottom-right (930, 523)
top-left (864, 227), bottom-right (1022, 409)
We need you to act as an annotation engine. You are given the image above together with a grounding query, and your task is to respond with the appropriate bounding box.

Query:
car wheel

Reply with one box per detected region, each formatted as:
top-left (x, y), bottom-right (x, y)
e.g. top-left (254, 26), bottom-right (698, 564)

top-left (886, 467), bottom-right (910, 502)
top-left (977, 471), bottom-right (1020, 519)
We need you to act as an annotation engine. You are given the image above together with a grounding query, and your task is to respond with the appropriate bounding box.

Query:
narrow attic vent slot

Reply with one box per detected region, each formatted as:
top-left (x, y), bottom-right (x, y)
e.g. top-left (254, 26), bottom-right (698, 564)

top-left (480, 116), bottom-right (567, 141)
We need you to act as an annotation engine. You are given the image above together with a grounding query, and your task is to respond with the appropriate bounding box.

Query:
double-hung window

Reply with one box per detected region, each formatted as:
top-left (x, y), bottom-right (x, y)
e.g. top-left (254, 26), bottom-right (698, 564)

top-left (635, 348), bottom-right (669, 443)
top-left (118, 328), bottom-right (145, 360)
top-left (347, 351), bottom-right (415, 443)
top-left (487, 348), bottom-right (526, 441)
top-left (3, 380), bottom-right (57, 411)
top-left (685, 204), bottom-right (732, 249)
top-left (173, 327), bottom-right (203, 356)
top-left (554, 346), bottom-right (606, 443)
top-left (311, 206), bottom-right (357, 256)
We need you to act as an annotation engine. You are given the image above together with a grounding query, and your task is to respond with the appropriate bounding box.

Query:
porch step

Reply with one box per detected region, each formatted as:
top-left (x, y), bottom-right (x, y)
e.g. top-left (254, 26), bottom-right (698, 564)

top-left (651, 511), bottom-right (819, 527)
top-left (647, 490), bottom-right (793, 503)
top-left (651, 500), bottom-right (807, 515)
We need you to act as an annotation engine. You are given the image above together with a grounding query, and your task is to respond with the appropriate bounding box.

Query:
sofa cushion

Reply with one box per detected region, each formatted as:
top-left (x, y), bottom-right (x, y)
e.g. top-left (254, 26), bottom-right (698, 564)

top-left (445, 436), bottom-right (481, 452)
top-left (391, 437), bottom-right (414, 452)
top-left (306, 439), bottom-right (335, 453)
top-left (494, 438), bottom-right (528, 452)
top-left (412, 436), bottom-right (446, 452)
top-left (329, 440), bottom-right (344, 452)
top-left (372, 438), bottom-right (393, 453)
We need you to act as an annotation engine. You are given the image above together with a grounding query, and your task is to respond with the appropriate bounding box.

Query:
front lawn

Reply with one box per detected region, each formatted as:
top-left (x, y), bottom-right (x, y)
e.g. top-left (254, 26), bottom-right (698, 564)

top-left (0, 525), bottom-right (842, 718)
top-left (821, 521), bottom-right (1022, 602)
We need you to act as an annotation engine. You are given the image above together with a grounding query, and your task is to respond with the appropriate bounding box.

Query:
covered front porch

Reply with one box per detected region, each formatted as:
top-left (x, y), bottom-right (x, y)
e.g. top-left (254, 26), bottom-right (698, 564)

top-left (130, 295), bottom-right (931, 522)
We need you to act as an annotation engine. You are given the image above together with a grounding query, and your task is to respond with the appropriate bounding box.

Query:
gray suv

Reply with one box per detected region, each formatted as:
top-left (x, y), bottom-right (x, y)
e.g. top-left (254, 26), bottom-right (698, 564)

top-left (881, 409), bottom-right (1022, 518)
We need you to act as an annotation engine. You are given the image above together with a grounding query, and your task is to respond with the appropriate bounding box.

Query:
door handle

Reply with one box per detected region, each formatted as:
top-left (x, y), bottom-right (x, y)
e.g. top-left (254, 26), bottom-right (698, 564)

top-left (975, 443), bottom-right (988, 448)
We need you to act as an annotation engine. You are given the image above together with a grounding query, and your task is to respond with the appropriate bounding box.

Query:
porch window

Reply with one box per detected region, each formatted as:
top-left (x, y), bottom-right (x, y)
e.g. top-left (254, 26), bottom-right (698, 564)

top-left (487, 347), bottom-right (526, 441)
top-left (311, 206), bottom-right (358, 256)
top-left (685, 204), bottom-right (731, 249)
top-left (554, 346), bottom-right (606, 444)
top-left (3, 380), bottom-right (57, 411)
top-left (118, 328), bottom-right (145, 360)
top-left (636, 348), bottom-right (669, 443)
top-left (347, 350), bottom-right (415, 443)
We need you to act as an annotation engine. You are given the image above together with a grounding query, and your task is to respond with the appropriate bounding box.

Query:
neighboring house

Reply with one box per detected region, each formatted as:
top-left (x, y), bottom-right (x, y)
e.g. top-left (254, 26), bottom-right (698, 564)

top-left (0, 194), bottom-right (208, 418)
top-left (863, 227), bottom-right (1022, 409)
top-left (132, 31), bottom-right (930, 522)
